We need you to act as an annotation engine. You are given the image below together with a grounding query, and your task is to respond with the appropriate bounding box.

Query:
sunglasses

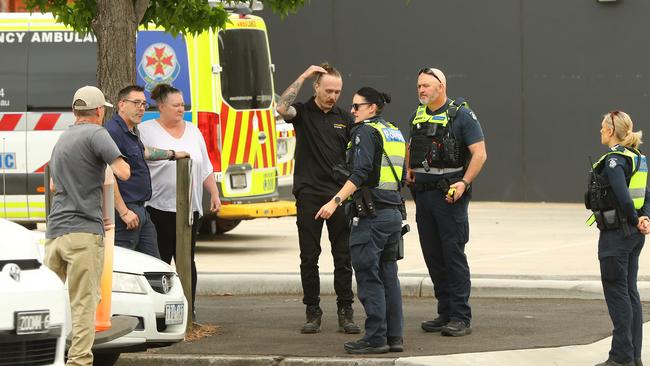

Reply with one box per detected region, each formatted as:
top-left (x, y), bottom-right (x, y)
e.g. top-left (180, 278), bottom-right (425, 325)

top-left (608, 110), bottom-right (621, 134)
top-left (418, 67), bottom-right (443, 84)
top-left (351, 102), bottom-right (373, 111)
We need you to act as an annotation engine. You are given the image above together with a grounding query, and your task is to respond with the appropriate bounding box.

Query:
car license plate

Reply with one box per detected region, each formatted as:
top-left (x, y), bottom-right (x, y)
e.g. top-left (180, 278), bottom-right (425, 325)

top-left (230, 173), bottom-right (247, 189)
top-left (15, 310), bottom-right (49, 335)
top-left (165, 303), bottom-right (184, 325)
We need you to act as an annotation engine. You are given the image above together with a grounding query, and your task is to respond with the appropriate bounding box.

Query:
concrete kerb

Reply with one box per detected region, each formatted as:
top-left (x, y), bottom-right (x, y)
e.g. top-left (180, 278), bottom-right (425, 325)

top-left (196, 272), bottom-right (650, 301)
top-left (116, 354), bottom-right (396, 366)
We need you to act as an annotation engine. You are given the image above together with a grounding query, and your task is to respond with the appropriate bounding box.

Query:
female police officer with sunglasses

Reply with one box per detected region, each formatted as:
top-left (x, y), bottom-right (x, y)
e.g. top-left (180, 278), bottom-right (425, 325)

top-left (587, 110), bottom-right (650, 366)
top-left (316, 87), bottom-right (406, 354)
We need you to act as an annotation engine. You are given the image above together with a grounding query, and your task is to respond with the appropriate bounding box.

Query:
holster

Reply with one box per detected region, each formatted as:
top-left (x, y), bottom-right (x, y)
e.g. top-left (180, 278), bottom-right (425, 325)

top-left (352, 187), bottom-right (376, 218)
top-left (381, 224), bottom-right (410, 262)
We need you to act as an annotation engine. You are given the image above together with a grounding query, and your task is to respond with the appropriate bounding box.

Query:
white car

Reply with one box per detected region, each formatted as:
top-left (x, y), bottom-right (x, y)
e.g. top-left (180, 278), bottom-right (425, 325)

top-left (92, 245), bottom-right (187, 365)
top-left (1, 219), bottom-right (67, 366)
top-left (24, 225), bottom-right (187, 366)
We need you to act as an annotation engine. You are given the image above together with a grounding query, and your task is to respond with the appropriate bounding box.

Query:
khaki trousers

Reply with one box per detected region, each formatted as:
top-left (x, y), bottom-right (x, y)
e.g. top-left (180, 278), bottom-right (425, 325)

top-left (45, 233), bottom-right (104, 366)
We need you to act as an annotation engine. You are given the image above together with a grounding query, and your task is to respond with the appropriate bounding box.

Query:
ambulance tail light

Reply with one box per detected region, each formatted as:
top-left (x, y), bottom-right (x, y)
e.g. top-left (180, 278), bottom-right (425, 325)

top-left (197, 112), bottom-right (222, 172)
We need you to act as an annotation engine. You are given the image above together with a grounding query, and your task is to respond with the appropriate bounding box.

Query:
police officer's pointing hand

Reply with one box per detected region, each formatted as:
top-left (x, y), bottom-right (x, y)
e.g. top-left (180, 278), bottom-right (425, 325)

top-left (315, 199), bottom-right (338, 220)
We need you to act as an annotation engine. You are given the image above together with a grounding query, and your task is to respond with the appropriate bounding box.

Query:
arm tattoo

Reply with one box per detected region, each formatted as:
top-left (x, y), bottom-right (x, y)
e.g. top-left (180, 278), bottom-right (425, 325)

top-left (145, 146), bottom-right (172, 161)
top-left (278, 80), bottom-right (303, 117)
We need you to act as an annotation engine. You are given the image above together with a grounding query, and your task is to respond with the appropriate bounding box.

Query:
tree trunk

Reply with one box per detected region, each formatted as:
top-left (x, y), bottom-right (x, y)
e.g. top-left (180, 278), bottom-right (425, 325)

top-left (92, 0), bottom-right (139, 116)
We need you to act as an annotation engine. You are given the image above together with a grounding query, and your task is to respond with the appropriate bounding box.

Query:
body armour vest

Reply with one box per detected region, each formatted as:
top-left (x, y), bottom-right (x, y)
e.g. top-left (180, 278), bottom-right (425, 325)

top-left (409, 99), bottom-right (468, 171)
top-left (586, 146), bottom-right (648, 226)
top-left (347, 119), bottom-right (406, 190)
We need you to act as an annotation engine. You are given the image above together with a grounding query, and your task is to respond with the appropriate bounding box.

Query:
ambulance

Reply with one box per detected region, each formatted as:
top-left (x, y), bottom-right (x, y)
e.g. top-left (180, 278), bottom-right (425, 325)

top-left (0, 1), bottom-right (296, 234)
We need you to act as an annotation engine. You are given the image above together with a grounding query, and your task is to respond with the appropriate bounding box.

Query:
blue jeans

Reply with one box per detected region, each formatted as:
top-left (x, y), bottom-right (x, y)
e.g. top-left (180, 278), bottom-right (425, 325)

top-left (114, 203), bottom-right (160, 259)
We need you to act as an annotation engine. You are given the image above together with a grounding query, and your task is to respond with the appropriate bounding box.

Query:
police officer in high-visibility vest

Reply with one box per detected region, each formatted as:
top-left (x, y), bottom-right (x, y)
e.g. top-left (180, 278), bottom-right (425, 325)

top-left (586, 110), bottom-right (650, 366)
top-left (316, 87), bottom-right (406, 354)
top-left (406, 68), bottom-right (487, 337)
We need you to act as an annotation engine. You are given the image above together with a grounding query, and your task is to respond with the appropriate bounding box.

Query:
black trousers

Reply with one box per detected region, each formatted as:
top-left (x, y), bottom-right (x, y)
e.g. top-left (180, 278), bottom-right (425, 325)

top-left (599, 229), bottom-right (645, 363)
top-left (147, 206), bottom-right (200, 312)
top-left (296, 193), bottom-right (354, 307)
top-left (416, 189), bottom-right (472, 324)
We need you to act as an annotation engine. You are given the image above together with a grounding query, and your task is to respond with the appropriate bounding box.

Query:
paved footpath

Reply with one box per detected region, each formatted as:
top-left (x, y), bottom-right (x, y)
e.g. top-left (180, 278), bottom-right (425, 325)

top-left (117, 202), bottom-right (650, 365)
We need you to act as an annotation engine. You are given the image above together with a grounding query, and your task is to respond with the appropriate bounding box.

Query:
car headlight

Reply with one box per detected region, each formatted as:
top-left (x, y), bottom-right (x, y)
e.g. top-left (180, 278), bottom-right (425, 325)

top-left (112, 272), bottom-right (147, 294)
top-left (144, 272), bottom-right (176, 294)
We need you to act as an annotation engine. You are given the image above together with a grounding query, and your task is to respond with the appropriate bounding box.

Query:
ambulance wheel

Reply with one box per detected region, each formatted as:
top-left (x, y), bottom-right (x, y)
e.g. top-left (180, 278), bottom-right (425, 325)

top-left (201, 218), bottom-right (241, 235)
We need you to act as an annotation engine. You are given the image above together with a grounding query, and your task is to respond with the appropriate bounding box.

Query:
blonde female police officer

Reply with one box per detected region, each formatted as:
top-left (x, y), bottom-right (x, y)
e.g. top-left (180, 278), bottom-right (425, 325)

top-left (586, 110), bottom-right (650, 366)
top-left (316, 87), bottom-right (406, 354)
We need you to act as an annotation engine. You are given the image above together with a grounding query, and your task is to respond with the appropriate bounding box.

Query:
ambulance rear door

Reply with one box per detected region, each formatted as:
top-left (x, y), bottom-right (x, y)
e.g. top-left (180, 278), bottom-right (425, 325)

top-left (215, 20), bottom-right (277, 200)
top-left (0, 20), bottom-right (28, 221)
top-left (25, 25), bottom-right (96, 221)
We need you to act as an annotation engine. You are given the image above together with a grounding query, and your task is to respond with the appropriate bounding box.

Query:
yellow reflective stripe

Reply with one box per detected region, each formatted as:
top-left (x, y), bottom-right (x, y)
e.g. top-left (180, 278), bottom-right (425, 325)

top-left (236, 111), bottom-right (251, 164)
top-left (586, 214), bottom-right (596, 226)
top-left (221, 106), bottom-right (237, 166)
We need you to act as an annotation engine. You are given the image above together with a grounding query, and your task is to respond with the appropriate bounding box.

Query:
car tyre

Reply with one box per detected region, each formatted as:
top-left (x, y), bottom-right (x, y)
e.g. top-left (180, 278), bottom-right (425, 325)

top-left (200, 218), bottom-right (241, 235)
top-left (93, 352), bottom-right (120, 366)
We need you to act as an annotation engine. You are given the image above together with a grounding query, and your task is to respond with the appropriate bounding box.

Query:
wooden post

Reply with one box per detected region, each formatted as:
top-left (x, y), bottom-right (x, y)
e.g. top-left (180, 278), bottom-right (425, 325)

top-left (175, 158), bottom-right (193, 332)
top-left (44, 164), bottom-right (52, 217)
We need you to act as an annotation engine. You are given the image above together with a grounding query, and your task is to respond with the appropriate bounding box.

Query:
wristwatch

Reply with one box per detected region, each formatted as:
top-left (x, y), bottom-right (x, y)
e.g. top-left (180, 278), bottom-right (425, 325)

top-left (334, 195), bottom-right (343, 206)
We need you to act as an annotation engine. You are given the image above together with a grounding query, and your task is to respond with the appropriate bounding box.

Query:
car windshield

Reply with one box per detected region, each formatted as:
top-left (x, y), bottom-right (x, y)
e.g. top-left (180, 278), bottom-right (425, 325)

top-left (218, 28), bottom-right (273, 110)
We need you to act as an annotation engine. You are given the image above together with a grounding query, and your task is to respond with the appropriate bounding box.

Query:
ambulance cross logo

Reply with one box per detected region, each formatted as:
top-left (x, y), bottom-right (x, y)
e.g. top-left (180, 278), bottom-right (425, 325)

top-left (138, 43), bottom-right (181, 92)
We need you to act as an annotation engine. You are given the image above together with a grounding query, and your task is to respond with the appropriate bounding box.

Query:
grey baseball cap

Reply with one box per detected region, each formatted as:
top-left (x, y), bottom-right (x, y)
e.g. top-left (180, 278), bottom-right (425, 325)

top-left (72, 86), bottom-right (113, 110)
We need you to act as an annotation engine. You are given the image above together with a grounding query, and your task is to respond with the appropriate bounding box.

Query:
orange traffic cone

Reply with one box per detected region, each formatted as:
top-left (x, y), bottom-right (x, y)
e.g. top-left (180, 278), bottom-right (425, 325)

top-left (96, 167), bottom-right (115, 332)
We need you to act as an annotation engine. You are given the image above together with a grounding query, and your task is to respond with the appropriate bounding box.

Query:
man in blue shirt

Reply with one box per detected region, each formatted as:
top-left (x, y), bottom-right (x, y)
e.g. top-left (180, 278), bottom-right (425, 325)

top-left (105, 85), bottom-right (188, 258)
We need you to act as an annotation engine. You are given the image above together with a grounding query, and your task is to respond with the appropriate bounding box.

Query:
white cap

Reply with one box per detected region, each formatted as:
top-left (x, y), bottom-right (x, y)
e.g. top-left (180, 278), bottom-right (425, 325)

top-left (72, 86), bottom-right (113, 110)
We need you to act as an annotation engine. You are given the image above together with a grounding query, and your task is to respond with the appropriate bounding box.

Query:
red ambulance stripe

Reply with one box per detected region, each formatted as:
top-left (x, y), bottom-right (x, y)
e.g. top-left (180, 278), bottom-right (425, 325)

top-left (34, 113), bottom-right (60, 131)
top-left (229, 111), bottom-right (243, 165)
top-left (265, 110), bottom-right (276, 167)
top-left (34, 163), bottom-right (48, 173)
top-left (0, 114), bottom-right (22, 131)
top-left (220, 104), bottom-right (229, 147)
top-left (257, 111), bottom-right (268, 168)
top-left (242, 112), bottom-right (254, 163)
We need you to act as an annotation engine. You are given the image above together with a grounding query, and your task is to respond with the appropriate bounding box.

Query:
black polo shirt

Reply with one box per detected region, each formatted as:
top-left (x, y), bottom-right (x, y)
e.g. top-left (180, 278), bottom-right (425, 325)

top-left (105, 113), bottom-right (152, 203)
top-left (287, 97), bottom-right (354, 196)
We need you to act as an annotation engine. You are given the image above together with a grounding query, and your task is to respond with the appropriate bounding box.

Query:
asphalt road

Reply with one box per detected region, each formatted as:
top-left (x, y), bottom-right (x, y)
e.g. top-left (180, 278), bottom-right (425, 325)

top-left (130, 295), bottom-right (650, 359)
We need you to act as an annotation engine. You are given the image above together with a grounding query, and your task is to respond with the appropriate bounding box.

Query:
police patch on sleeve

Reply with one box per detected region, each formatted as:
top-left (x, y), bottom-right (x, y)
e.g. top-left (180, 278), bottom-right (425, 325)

top-left (382, 128), bottom-right (405, 143)
top-left (355, 135), bottom-right (361, 145)
top-left (469, 111), bottom-right (478, 121)
top-left (608, 159), bottom-right (617, 168)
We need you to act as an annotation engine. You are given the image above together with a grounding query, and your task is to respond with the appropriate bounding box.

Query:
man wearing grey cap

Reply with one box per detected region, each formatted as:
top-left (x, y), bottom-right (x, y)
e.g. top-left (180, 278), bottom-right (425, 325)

top-left (44, 86), bottom-right (131, 366)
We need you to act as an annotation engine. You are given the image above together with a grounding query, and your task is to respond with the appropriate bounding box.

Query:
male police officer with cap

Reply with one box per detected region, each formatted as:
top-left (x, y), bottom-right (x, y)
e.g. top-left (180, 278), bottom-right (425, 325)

top-left (406, 68), bottom-right (487, 337)
top-left (44, 86), bottom-right (130, 366)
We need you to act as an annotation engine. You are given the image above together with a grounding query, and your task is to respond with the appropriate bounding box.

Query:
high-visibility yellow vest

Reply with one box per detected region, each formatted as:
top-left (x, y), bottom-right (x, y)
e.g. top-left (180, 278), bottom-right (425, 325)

top-left (593, 146), bottom-right (648, 209)
top-left (411, 99), bottom-right (469, 126)
top-left (586, 146), bottom-right (648, 226)
top-left (365, 120), bottom-right (406, 191)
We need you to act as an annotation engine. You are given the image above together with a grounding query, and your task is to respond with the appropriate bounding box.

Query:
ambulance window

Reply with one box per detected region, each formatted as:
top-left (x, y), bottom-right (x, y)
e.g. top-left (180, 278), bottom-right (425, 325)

top-left (0, 33), bottom-right (28, 112)
top-left (26, 33), bottom-right (96, 111)
top-left (218, 29), bottom-right (273, 110)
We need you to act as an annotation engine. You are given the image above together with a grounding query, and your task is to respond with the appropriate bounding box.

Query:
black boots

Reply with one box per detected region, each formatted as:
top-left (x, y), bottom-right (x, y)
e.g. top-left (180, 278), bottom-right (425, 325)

top-left (337, 306), bottom-right (361, 334)
top-left (441, 320), bottom-right (472, 337)
top-left (301, 305), bottom-right (323, 334)
top-left (421, 316), bottom-right (449, 332)
top-left (302, 305), bottom-right (361, 334)
top-left (344, 339), bottom-right (389, 354)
